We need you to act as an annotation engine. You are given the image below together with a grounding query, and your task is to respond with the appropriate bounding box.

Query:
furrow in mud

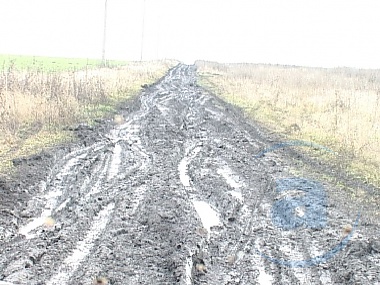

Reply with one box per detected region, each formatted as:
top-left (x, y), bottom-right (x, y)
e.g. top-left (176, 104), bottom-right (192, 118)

top-left (46, 203), bottom-right (115, 285)
top-left (1, 64), bottom-right (379, 285)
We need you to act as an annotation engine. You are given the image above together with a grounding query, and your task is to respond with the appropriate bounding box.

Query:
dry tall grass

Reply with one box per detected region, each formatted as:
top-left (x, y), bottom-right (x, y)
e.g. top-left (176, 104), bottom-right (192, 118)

top-left (0, 60), bottom-right (176, 172)
top-left (196, 61), bottom-right (380, 187)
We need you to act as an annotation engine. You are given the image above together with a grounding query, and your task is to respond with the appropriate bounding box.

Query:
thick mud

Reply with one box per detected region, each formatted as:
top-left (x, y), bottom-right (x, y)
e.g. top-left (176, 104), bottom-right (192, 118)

top-left (0, 64), bottom-right (379, 284)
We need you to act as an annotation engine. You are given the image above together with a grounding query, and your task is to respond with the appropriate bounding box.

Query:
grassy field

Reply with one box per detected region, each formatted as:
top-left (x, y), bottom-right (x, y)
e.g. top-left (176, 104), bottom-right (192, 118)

top-left (0, 54), bottom-right (126, 72)
top-left (0, 54), bottom-right (177, 175)
top-left (196, 60), bottom-right (380, 188)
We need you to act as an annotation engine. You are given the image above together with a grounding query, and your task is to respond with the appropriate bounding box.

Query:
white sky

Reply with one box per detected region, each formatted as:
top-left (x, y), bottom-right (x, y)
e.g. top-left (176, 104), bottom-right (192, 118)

top-left (0, 0), bottom-right (380, 68)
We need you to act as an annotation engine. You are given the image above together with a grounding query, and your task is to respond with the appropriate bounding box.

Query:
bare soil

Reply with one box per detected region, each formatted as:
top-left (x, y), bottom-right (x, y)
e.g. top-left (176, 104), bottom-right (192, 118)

top-left (0, 64), bottom-right (379, 285)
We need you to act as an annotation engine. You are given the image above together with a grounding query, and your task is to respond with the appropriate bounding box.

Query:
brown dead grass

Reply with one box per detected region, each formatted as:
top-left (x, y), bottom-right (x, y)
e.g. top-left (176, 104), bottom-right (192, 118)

top-left (196, 60), bottom-right (380, 188)
top-left (0, 60), bottom-right (177, 174)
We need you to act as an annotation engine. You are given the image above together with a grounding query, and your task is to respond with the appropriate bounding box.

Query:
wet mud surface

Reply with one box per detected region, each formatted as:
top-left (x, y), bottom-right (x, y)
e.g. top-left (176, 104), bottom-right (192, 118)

top-left (0, 64), bottom-right (379, 284)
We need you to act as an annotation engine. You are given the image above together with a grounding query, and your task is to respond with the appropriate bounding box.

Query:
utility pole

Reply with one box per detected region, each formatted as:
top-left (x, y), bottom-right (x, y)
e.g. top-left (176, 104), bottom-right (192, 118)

top-left (140, 0), bottom-right (146, 61)
top-left (102, 0), bottom-right (108, 66)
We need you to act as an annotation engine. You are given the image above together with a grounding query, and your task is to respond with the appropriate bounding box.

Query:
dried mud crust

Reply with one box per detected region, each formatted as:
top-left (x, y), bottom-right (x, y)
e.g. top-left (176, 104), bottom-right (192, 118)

top-left (0, 64), bottom-right (379, 285)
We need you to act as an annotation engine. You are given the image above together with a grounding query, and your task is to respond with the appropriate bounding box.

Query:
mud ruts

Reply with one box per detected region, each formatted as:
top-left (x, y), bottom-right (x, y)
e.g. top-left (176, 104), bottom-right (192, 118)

top-left (0, 64), bottom-right (379, 284)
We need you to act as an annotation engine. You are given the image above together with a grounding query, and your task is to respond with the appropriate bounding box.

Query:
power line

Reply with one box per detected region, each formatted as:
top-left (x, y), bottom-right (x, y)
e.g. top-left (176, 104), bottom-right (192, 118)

top-left (102, 0), bottom-right (108, 66)
top-left (140, 0), bottom-right (146, 61)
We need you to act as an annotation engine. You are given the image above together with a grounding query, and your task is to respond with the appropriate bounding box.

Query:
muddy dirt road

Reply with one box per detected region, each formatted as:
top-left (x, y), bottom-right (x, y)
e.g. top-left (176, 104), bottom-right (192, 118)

top-left (0, 64), bottom-right (379, 284)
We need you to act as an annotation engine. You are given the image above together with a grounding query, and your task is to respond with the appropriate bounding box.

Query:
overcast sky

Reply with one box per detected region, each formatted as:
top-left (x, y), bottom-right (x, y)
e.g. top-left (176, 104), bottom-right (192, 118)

top-left (1, 0), bottom-right (380, 68)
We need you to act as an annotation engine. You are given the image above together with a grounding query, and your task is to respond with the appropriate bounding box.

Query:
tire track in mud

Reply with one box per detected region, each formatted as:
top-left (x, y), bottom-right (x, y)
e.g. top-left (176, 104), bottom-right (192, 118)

top-left (1, 64), bottom-right (379, 284)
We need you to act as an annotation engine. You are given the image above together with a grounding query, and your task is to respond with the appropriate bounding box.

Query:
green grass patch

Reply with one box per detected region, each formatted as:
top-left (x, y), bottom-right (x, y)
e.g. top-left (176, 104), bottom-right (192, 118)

top-left (0, 128), bottom-right (73, 174)
top-left (0, 54), bottom-right (127, 72)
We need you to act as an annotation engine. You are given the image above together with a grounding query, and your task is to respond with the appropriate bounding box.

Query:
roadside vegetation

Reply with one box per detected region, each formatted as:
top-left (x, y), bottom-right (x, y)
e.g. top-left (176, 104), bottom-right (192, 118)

top-left (0, 54), bottom-right (177, 174)
top-left (196, 60), bottom-right (380, 189)
top-left (0, 54), bottom-right (126, 72)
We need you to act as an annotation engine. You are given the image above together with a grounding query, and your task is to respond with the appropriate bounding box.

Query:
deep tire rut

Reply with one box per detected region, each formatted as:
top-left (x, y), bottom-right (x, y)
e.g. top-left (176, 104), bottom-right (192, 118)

top-left (0, 64), bottom-right (379, 285)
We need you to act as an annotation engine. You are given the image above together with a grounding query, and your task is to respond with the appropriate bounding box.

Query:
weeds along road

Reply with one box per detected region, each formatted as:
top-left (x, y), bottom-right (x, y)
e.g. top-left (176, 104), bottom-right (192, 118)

top-left (1, 64), bottom-right (379, 285)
